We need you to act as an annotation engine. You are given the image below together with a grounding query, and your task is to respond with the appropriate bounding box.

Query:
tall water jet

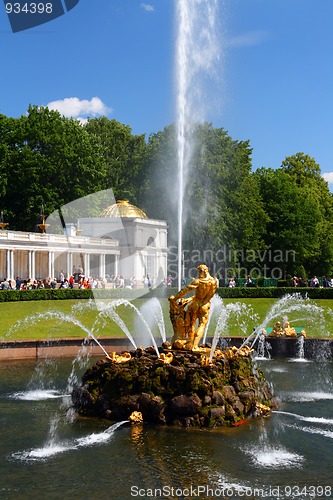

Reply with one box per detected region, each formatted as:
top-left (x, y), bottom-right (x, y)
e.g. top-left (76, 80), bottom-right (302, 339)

top-left (175, 0), bottom-right (220, 289)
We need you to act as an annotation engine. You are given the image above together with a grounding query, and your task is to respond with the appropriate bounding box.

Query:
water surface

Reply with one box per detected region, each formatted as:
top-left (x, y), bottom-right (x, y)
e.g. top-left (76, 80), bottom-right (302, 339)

top-left (0, 357), bottom-right (332, 499)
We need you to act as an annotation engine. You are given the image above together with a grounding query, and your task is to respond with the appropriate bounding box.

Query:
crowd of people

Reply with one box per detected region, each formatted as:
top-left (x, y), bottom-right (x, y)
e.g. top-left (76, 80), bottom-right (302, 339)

top-left (0, 273), bottom-right (108, 291)
top-left (292, 275), bottom-right (333, 288)
top-left (0, 271), bottom-right (161, 291)
top-left (1, 271), bottom-right (333, 291)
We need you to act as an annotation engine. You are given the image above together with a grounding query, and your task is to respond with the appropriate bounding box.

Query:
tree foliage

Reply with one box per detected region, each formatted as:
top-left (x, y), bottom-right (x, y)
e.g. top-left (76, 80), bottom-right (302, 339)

top-left (84, 117), bottom-right (147, 203)
top-left (0, 106), bottom-right (107, 230)
top-left (255, 153), bottom-right (333, 277)
top-left (139, 123), bottom-right (268, 275)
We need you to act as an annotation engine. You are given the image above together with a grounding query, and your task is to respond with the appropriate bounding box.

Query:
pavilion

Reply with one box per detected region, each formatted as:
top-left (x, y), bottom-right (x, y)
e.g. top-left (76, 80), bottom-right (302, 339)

top-left (0, 200), bottom-right (168, 286)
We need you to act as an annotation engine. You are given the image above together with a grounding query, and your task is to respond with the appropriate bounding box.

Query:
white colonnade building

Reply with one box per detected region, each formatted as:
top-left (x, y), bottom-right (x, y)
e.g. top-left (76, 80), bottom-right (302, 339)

top-left (0, 200), bottom-right (168, 285)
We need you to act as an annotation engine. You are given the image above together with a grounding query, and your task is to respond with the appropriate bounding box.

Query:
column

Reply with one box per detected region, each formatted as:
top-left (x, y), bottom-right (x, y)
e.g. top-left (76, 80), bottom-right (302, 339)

top-left (84, 253), bottom-right (90, 278)
top-left (28, 250), bottom-right (36, 280)
top-left (28, 251), bottom-right (31, 279)
top-left (6, 249), bottom-right (13, 280)
top-left (48, 251), bottom-right (55, 278)
top-left (10, 249), bottom-right (14, 280)
top-left (67, 252), bottom-right (73, 278)
top-left (114, 254), bottom-right (119, 277)
top-left (134, 253), bottom-right (141, 283)
top-left (99, 254), bottom-right (105, 279)
top-left (32, 250), bottom-right (35, 280)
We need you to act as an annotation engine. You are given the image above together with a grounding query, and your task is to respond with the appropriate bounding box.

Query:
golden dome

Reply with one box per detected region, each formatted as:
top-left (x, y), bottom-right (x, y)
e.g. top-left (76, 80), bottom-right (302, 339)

top-left (99, 200), bottom-right (148, 219)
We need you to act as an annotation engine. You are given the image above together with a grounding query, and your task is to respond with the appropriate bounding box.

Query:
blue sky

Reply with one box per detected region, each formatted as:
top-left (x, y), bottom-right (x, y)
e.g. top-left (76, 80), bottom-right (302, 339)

top-left (1, 0), bottom-right (333, 188)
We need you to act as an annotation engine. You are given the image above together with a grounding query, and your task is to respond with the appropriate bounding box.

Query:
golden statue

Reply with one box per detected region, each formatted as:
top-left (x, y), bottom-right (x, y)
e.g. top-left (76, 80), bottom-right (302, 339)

top-left (268, 320), bottom-right (306, 338)
top-left (169, 264), bottom-right (217, 350)
top-left (283, 321), bottom-right (297, 337)
top-left (106, 351), bottom-right (131, 363)
top-left (269, 321), bottom-right (283, 337)
top-left (129, 411), bottom-right (143, 424)
top-left (158, 352), bottom-right (174, 364)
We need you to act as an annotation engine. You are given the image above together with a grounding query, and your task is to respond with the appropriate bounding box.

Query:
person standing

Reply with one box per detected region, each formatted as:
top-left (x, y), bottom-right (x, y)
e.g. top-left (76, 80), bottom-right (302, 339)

top-left (310, 276), bottom-right (319, 287)
top-left (1, 278), bottom-right (10, 290)
top-left (69, 275), bottom-right (75, 289)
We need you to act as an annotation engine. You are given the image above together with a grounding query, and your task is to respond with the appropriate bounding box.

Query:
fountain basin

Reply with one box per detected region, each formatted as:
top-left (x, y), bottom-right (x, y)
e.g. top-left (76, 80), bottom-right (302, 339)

top-left (1, 337), bottom-right (332, 360)
top-left (72, 345), bottom-right (275, 428)
top-left (264, 337), bottom-right (333, 360)
top-left (0, 338), bottom-right (132, 360)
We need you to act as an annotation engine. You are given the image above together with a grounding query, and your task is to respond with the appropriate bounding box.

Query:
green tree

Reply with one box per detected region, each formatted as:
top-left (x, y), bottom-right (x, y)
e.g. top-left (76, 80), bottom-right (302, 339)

top-left (140, 123), bottom-right (268, 278)
top-left (84, 117), bottom-right (147, 203)
top-left (183, 125), bottom-right (267, 254)
top-left (139, 124), bottom-right (177, 230)
top-left (281, 153), bottom-right (333, 276)
top-left (0, 114), bottom-right (11, 203)
top-left (255, 153), bottom-right (333, 277)
top-left (0, 106), bottom-right (107, 230)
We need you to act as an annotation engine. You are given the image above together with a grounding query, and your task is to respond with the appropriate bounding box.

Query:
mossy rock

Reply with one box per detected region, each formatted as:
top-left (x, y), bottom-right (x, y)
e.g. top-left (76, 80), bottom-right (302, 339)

top-left (72, 346), bottom-right (275, 428)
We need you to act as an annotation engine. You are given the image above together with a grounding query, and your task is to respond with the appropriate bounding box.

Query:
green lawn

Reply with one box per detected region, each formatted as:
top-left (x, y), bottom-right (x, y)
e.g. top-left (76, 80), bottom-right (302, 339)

top-left (1, 297), bottom-right (332, 342)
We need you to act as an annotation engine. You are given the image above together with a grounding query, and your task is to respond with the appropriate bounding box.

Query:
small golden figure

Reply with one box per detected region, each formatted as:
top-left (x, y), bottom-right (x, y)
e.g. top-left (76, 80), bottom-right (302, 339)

top-left (269, 321), bottom-right (283, 337)
top-left (129, 411), bottom-right (143, 423)
top-left (107, 351), bottom-right (131, 363)
top-left (169, 264), bottom-right (217, 350)
top-left (283, 321), bottom-right (297, 337)
top-left (158, 352), bottom-right (174, 364)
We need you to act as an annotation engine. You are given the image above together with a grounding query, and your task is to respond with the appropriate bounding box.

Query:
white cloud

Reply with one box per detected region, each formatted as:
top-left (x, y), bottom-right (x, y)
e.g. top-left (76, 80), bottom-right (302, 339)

top-left (76, 117), bottom-right (88, 125)
top-left (226, 31), bottom-right (268, 48)
top-left (322, 172), bottom-right (333, 185)
top-left (46, 97), bottom-right (112, 118)
top-left (141, 3), bottom-right (155, 12)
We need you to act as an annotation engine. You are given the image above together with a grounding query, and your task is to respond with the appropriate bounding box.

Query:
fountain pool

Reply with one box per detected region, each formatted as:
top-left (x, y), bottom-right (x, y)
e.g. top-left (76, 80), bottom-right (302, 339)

top-left (1, 357), bottom-right (332, 499)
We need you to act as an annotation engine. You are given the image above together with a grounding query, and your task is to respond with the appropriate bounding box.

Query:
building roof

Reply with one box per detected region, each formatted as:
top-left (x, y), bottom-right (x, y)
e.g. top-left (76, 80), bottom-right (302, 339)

top-left (99, 199), bottom-right (148, 219)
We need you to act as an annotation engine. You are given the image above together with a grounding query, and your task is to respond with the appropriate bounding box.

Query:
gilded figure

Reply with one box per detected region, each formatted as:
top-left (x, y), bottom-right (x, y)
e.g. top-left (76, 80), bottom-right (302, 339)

top-left (169, 264), bottom-right (217, 350)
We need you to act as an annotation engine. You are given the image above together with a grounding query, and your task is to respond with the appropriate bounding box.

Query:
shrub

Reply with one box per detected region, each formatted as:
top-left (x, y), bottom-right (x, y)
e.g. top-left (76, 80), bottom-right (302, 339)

top-left (0, 286), bottom-right (332, 302)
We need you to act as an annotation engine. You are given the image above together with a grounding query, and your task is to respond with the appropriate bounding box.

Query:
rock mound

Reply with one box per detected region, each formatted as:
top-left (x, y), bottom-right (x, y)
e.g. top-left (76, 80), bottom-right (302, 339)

top-left (72, 346), bottom-right (275, 428)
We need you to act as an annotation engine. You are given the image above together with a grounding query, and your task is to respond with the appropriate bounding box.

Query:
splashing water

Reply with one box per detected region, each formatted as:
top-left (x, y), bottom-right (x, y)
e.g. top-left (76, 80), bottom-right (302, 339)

top-left (240, 293), bottom-right (330, 350)
top-left (241, 423), bottom-right (304, 469)
top-left (9, 325), bottom-right (128, 460)
top-left (11, 389), bottom-right (63, 401)
top-left (291, 335), bottom-right (307, 362)
top-left (140, 298), bottom-right (166, 343)
top-left (95, 299), bottom-right (160, 356)
top-left (202, 294), bottom-right (223, 345)
top-left (175, 0), bottom-right (220, 289)
top-left (94, 300), bottom-right (137, 350)
top-left (209, 299), bottom-right (258, 360)
top-left (274, 410), bottom-right (333, 425)
top-left (11, 358), bottom-right (63, 400)
top-left (287, 424), bottom-right (333, 440)
top-left (7, 297), bottom-right (165, 359)
top-left (74, 297), bottom-right (166, 351)
top-left (254, 333), bottom-right (271, 360)
top-left (7, 309), bottom-right (110, 357)
top-left (12, 421), bottom-right (128, 462)
top-left (244, 445), bottom-right (304, 469)
top-left (281, 391), bottom-right (333, 403)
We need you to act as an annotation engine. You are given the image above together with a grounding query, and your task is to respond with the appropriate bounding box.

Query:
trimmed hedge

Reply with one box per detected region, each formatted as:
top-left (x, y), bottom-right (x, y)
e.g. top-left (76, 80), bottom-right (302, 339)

top-left (0, 286), bottom-right (172, 302)
top-left (216, 286), bottom-right (333, 299)
top-left (0, 286), bottom-right (332, 302)
top-left (0, 288), bottom-right (93, 302)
